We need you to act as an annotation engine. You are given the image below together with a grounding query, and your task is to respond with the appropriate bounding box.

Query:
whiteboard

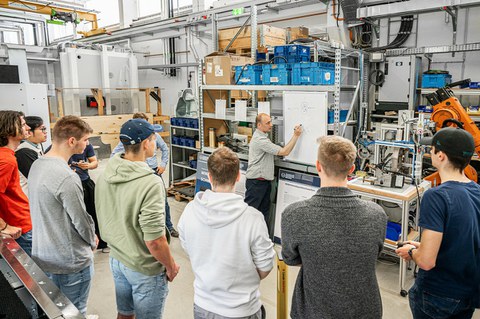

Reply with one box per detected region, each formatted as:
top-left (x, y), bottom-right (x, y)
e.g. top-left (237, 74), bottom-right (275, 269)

top-left (283, 91), bottom-right (328, 165)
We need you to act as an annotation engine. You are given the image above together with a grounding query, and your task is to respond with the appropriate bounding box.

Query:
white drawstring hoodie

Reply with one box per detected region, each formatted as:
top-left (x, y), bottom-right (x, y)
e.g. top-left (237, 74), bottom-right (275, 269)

top-left (178, 189), bottom-right (275, 317)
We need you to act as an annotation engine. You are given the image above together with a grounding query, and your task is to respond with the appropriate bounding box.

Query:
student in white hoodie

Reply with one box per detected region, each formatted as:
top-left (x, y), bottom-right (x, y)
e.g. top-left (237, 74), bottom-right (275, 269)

top-left (178, 147), bottom-right (275, 319)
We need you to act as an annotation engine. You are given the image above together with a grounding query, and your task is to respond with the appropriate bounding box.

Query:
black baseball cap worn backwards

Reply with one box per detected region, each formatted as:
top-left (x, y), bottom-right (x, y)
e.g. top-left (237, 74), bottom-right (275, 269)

top-left (120, 119), bottom-right (155, 145)
top-left (420, 127), bottom-right (475, 158)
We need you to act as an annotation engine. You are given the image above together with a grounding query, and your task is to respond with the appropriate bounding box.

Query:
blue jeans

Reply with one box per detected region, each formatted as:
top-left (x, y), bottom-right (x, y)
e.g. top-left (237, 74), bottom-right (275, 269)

top-left (46, 264), bottom-right (94, 315)
top-left (409, 283), bottom-right (475, 319)
top-left (110, 257), bottom-right (169, 319)
top-left (16, 230), bottom-right (32, 256)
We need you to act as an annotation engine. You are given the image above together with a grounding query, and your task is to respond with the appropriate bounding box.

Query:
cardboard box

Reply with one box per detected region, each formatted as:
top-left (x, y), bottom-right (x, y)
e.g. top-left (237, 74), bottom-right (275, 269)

top-left (237, 126), bottom-right (253, 143)
top-left (230, 90), bottom-right (267, 100)
top-left (203, 90), bottom-right (229, 113)
top-left (286, 27), bottom-right (309, 43)
top-left (218, 25), bottom-right (286, 52)
top-left (205, 52), bottom-right (253, 85)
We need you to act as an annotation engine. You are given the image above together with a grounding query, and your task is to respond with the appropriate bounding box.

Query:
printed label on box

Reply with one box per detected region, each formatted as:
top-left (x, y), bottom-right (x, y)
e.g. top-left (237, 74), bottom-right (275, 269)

top-left (215, 65), bottom-right (223, 77)
top-left (207, 63), bottom-right (213, 73)
top-left (325, 72), bottom-right (331, 81)
top-left (271, 77), bottom-right (279, 83)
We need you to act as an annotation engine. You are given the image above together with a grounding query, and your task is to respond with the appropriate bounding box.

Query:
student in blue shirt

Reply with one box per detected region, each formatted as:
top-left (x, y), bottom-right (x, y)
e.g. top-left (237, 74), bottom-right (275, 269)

top-left (396, 128), bottom-right (480, 319)
top-left (111, 113), bottom-right (178, 237)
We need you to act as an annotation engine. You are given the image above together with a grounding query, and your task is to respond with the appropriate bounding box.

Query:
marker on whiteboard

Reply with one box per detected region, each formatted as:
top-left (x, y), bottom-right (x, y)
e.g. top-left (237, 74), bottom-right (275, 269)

top-left (294, 124), bottom-right (302, 130)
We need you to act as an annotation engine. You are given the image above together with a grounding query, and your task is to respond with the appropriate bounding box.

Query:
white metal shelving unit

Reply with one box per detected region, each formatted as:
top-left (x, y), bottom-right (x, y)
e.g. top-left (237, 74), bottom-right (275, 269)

top-left (169, 125), bottom-right (200, 185)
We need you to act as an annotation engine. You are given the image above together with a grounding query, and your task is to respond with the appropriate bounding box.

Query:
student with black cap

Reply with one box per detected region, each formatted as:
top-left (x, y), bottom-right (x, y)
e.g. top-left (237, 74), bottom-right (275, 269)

top-left (95, 118), bottom-right (179, 319)
top-left (396, 127), bottom-right (480, 319)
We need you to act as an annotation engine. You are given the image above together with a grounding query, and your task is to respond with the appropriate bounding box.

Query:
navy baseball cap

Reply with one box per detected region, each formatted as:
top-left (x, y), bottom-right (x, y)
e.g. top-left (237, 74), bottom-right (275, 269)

top-left (120, 119), bottom-right (155, 145)
top-left (420, 127), bottom-right (475, 158)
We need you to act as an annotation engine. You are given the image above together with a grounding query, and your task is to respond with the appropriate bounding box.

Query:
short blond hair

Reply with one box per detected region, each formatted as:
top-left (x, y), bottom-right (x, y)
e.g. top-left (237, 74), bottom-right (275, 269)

top-left (317, 136), bottom-right (356, 178)
top-left (208, 147), bottom-right (239, 187)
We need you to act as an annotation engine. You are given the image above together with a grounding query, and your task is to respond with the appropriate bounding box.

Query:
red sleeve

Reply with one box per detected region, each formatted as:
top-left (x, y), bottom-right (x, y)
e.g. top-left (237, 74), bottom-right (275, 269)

top-left (0, 161), bottom-right (15, 193)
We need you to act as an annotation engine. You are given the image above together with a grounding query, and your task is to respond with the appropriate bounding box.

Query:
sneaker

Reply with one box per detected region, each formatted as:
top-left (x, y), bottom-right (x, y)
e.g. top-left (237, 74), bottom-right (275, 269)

top-left (169, 228), bottom-right (179, 238)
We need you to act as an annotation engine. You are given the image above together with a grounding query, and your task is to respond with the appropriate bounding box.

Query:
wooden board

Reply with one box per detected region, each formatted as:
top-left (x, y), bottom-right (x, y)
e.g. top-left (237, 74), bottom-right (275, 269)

top-left (218, 25), bottom-right (286, 51)
top-left (347, 178), bottom-right (430, 201)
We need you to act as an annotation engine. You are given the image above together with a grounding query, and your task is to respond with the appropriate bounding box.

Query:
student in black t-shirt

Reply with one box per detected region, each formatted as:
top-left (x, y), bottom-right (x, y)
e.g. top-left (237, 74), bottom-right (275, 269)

top-left (69, 142), bottom-right (108, 250)
top-left (396, 128), bottom-right (480, 319)
top-left (15, 116), bottom-right (47, 196)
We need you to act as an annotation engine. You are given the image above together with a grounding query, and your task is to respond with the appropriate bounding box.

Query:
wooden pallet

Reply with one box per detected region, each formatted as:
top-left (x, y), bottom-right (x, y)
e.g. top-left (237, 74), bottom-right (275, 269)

top-left (167, 181), bottom-right (195, 202)
top-left (168, 189), bottom-right (194, 202)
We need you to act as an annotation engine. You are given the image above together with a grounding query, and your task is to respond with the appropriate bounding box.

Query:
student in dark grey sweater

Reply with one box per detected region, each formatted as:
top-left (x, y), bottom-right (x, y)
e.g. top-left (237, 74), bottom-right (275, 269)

top-left (281, 135), bottom-right (387, 319)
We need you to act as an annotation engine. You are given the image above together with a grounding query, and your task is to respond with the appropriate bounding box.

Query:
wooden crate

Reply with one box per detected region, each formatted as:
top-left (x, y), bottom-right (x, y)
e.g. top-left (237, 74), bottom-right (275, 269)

top-left (218, 25), bottom-right (286, 52)
top-left (76, 113), bottom-right (169, 152)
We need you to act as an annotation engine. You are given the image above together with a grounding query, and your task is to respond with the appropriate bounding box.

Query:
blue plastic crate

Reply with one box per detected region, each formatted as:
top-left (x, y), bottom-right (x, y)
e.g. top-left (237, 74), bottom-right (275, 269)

top-left (273, 45), bottom-right (289, 57)
top-left (188, 118), bottom-right (199, 128)
top-left (292, 62), bottom-right (335, 85)
top-left (185, 138), bottom-right (195, 148)
top-left (328, 110), bottom-right (348, 124)
top-left (262, 64), bottom-right (292, 85)
top-left (287, 45), bottom-right (310, 58)
top-left (386, 222), bottom-right (401, 241)
top-left (171, 118), bottom-right (178, 126)
top-left (234, 65), bottom-right (263, 85)
top-left (189, 160), bottom-right (197, 169)
top-left (285, 55), bottom-right (310, 63)
top-left (172, 136), bottom-right (180, 145)
top-left (422, 73), bottom-right (452, 88)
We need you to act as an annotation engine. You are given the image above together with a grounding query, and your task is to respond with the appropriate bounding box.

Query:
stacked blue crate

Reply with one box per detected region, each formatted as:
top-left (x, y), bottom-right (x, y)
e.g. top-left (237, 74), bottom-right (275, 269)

top-left (421, 73), bottom-right (452, 88)
top-left (234, 65), bottom-right (263, 85)
top-left (262, 64), bottom-right (292, 85)
top-left (273, 45), bottom-right (310, 64)
top-left (292, 62), bottom-right (335, 85)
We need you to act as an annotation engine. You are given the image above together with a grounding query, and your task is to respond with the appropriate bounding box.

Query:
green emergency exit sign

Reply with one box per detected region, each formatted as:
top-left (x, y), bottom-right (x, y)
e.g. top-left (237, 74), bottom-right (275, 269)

top-left (232, 8), bottom-right (244, 15)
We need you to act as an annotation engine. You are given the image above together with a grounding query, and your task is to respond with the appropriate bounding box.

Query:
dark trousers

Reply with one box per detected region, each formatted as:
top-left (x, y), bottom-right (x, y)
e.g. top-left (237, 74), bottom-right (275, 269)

top-left (245, 179), bottom-right (272, 223)
top-left (409, 283), bottom-right (475, 319)
top-left (82, 178), bottom-right (108, 249)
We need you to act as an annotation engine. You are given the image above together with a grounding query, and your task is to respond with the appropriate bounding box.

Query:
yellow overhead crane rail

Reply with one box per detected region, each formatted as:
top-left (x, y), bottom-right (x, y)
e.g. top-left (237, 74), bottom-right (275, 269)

top-left (0, 0), bottom-right (106, 37)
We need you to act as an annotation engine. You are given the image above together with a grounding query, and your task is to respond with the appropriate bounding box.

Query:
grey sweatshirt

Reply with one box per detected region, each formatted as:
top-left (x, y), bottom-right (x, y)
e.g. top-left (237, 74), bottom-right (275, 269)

top-left (281, 187), bottom-right (387, 319)
top-left (28, 157), bottom-right (96, 274)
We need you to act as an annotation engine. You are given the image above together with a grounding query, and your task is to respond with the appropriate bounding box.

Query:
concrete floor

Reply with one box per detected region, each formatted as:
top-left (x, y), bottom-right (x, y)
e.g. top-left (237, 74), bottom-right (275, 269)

top-left (87, 159), bottom-right (480, 319)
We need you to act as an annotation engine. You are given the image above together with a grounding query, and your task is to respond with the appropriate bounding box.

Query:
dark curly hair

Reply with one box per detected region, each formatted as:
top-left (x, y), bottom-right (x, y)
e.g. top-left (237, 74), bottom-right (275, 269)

top-left (0, 110), bottom-right (24, 147)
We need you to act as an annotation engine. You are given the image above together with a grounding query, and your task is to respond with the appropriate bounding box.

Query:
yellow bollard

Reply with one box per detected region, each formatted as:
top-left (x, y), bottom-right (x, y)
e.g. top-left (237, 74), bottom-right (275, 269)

top-left (276, 254), bottom-right (288, 319)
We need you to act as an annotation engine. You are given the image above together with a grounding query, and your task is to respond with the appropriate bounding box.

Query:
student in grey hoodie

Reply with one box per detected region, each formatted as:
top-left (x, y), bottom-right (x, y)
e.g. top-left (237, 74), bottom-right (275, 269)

top-left (179, 147), bottom-right (276, 319)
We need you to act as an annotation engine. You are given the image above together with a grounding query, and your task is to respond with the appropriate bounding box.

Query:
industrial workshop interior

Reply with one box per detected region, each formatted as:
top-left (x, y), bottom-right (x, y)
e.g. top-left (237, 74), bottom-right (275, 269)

top-left (2, 0), bottom-right (480, 318)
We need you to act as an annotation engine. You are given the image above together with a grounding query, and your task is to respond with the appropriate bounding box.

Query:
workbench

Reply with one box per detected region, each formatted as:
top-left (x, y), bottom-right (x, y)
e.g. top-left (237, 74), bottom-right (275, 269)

top-left (347, 178), bottom-right (431, 296)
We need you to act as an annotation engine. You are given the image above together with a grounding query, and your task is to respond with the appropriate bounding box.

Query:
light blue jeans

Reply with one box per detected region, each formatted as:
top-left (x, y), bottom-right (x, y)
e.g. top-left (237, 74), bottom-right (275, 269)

top-left (46, 264), bottom-right (94, 315)
top-left (110, 257), bottom-right (169, 319)
top-left (16, 230), bottom-right (32, 256)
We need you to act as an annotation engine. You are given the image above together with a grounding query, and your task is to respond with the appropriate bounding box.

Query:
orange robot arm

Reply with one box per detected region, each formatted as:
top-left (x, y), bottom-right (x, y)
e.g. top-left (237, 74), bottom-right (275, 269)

top-left (425, 82), bottom-right (480, 184)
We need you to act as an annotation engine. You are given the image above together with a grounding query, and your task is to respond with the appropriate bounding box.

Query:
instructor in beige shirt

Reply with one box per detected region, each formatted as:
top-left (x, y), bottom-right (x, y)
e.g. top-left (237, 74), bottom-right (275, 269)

top-left (245, 113), bottom-right (302, 229)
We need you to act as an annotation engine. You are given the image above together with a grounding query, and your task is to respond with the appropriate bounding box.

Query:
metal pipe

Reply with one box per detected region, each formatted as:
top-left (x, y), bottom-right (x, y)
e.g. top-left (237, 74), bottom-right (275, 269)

top-left (188, 26), bottom-right (199, 62)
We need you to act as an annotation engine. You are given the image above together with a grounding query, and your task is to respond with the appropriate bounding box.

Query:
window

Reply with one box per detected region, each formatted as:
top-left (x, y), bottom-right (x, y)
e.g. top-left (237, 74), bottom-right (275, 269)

top-left (138, 0), bottom-right (162, 18)
top-left (85, 0), bottom-right (120, 27)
